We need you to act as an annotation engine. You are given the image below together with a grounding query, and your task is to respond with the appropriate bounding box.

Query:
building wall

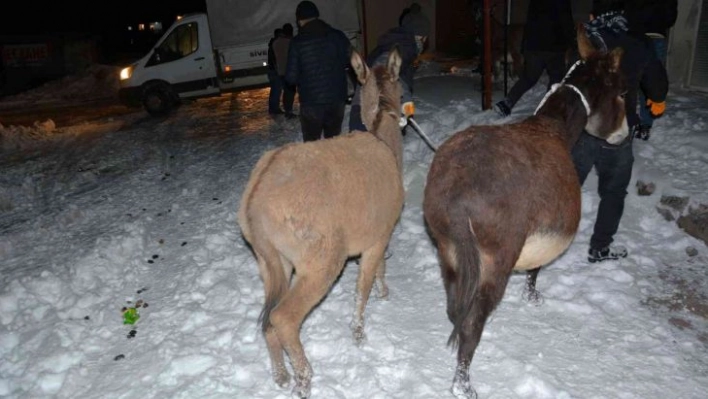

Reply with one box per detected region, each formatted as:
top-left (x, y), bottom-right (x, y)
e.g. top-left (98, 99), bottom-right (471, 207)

top-left (667, 0), bottom-right (704, 88)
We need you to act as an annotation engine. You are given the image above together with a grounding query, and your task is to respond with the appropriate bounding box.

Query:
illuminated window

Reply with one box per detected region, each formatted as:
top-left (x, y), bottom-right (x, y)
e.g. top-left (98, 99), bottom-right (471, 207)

top-left (138, 24), bottom-right (145, 31)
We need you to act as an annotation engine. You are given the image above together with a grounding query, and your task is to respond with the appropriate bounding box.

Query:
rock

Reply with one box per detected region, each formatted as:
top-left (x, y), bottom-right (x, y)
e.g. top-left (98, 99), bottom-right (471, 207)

top-left (657, 206), bottom-right (676, 221)
top-left (677, 207), bottom-right (708, 247)
top-left (657, 195), bottom-right (690, 221)
top-left (660, 195), bottom-right (689, 212)
top-left (686, 246), bottom-right (699, 257)
top-left (636, 180), bottom-right (656, 196)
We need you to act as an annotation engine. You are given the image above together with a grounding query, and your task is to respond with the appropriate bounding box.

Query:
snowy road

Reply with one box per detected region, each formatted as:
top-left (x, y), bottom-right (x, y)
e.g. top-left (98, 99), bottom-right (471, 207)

top-left (1, 76), bottom-right (707, 399)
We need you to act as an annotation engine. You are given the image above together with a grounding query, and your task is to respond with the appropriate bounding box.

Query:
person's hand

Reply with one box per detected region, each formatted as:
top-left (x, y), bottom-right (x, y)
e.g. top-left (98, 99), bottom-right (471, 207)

top-left (402, 102), bottom-right (415, 118)
top-left (647, 99), bottom-right (665, 117)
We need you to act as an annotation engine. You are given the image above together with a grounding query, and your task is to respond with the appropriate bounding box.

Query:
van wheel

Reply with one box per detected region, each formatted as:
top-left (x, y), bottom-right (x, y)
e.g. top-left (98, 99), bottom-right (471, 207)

top-left (142, 83), bottom-right (176, 117)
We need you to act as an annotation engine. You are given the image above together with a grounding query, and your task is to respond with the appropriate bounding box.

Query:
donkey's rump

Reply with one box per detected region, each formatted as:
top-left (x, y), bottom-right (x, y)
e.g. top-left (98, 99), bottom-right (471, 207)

top-left (239, 131), bottom-right (403, 261)
top-left (428, 119), bottom-right (582, 267)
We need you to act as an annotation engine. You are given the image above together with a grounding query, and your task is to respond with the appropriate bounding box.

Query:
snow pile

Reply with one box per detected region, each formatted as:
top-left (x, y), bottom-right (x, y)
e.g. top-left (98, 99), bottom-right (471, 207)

top-left (0, 119), bottom-right (59, 151)
top-left (0, 64), bottom-right (121, 108)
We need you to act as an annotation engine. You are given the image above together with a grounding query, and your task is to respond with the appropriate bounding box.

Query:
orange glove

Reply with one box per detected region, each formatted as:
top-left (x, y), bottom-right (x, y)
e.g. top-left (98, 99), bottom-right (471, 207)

top-left (402, 102), bottom-right (415, 118)
top-left (647, 99), bottom-right (665, 117)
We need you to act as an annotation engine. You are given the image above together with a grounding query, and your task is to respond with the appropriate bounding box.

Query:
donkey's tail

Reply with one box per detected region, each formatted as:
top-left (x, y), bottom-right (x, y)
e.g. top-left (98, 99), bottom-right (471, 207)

top-left (257, 241), bottom-right (289, 334)
top-left (448, 215), bottom-right (481, 348)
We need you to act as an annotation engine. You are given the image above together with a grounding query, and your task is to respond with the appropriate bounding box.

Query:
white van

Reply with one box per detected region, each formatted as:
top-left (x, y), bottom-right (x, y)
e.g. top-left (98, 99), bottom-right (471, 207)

top-left (118, 0), bottom-right (361, 116)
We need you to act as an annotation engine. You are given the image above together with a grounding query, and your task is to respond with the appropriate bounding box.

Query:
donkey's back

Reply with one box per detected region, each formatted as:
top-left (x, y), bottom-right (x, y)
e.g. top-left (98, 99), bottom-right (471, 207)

top-left (238, 132), bottom-right (403, 260)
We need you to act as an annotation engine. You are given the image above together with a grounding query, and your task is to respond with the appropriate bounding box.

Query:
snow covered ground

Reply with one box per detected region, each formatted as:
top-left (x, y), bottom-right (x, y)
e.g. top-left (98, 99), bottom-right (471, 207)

top-left (1, 62), bottom-right (707, 399)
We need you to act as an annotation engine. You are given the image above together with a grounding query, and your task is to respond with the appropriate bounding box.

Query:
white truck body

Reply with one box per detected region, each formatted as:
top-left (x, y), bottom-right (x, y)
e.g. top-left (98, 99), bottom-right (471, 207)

top-left (118, 0), bottom-right (361, 115)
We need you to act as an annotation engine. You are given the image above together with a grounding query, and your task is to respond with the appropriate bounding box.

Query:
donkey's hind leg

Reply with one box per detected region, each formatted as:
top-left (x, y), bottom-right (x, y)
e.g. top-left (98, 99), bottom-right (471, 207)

top-left (352, 240), bottom-right (388, 345)
top-left (270, 258), bottom-right (344, 399)
top-left (265, 327), bottom-right (290, 388)
top-left (523, 267), bottom-right (543, 304)
top-left (257, 253), bottom-right (293, 388)
top-left (452, 261), bottom-right (512, 399)
top-left (374, 250), bottom-right (389, 300)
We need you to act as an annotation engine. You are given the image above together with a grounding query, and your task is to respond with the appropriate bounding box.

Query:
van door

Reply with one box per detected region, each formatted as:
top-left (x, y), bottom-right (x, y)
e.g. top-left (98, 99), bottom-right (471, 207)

top-left (145, 17), bottom-right (219, 98)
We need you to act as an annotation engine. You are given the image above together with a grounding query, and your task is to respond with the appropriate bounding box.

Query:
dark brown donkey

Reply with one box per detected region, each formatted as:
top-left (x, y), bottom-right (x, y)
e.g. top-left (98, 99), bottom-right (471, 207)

top-left (237, 49), bottom-right (404, 398)
top-left (422, 26), bottom-right (627, 398)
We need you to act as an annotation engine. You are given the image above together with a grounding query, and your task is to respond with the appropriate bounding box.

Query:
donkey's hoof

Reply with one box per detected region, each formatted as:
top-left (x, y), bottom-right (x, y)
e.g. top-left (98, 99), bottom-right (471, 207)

top-left (353, 327), bottom-right (367, 346)
top-left (292, 380), bottom-right (311, 398)
top-left (273, 368), bottom-right (291, 388)
top-left (451, 381), bottom-right (478, 399)
top-left (451, 366), bottom-right (477, 399)
top-left (523, 288), bottom-right (544, 305)
top-left (376, 282), bottom-right (389, 299)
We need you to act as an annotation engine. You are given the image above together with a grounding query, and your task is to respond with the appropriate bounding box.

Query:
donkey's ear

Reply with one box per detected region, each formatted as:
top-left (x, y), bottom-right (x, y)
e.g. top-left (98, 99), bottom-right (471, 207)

top-left (608, 47), bottom-right (623, 72)
top-left (576, 23), bottom-right (595, 60)
top-left (387, 47), bottom-right (402, 82)
top-left (351, 49), bottom-right (370, 85)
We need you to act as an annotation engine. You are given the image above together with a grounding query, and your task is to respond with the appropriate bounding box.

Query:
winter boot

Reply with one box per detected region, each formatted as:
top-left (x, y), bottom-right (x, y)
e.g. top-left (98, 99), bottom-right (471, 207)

top-left (634, 124), bottom-right (651, 141)
top-left (494, 100), bottom-right (512, 117)
top-left (588, 245), bottom-right (628, 263)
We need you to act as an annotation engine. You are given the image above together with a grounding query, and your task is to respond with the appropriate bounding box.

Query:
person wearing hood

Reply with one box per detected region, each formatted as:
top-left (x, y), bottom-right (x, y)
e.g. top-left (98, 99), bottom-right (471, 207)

top-left (571, 0), bottom-right (668, 263)
top-left (285, 1), bottom-right (352, 142)
top-left (348, 3), bottom-right (430, 132)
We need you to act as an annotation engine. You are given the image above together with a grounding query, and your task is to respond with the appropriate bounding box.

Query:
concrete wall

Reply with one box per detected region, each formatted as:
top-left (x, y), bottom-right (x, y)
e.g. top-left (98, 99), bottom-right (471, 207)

top-left (667, 0), bottom-right (703, 87)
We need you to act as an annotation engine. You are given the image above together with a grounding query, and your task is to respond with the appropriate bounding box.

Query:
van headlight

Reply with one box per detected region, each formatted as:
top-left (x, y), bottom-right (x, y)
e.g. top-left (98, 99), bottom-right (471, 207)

top-left (120, 65), bottom-right (135, 80)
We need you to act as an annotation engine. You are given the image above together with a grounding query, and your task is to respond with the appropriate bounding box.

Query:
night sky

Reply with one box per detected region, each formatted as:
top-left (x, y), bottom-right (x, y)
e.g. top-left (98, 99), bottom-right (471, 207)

top-left (4, 0), bottom-right (207, 36)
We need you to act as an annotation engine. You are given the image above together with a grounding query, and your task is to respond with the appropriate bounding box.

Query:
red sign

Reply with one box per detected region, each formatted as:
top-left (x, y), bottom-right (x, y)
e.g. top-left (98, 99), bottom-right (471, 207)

top-left (2, 43), bottom-right (50, 67)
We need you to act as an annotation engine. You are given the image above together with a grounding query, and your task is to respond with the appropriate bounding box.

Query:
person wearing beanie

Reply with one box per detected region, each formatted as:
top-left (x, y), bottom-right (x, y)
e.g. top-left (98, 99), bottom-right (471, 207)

top-left (570, 0), bottom-right (668, 263)
top-left (493, 0), bottom-right (575, 117)
top-left (349, 3), bottom-right (430, 132)
top-left (286, 0), bottom-right (352, 141)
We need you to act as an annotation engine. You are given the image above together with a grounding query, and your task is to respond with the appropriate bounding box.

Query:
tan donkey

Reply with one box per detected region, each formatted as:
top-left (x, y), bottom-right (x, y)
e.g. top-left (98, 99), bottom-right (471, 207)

top-left (237, 48), bottom-right (405, 398)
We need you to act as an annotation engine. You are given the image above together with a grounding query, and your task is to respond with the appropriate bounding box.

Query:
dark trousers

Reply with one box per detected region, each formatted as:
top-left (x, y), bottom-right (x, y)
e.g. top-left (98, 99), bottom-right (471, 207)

top-left (299, 102), bottom-right (346, 142)
top-left (638, 37), bottom-right (667, 128)
top-left (506, 51), bottom-right (566, 108)
top-left (571, 133), bottom-right (634, 250)
top-left (267, 70), bottom-right (282, 113)
top-left (280, 76), bottom-right (296, 114)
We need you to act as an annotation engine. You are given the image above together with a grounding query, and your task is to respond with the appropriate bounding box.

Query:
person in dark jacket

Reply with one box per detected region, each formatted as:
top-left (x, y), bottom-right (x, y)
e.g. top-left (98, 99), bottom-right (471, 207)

top-left (268, 28), bottom-right (284, 115)
top-left (494, 0), bottom-right (575, 117)
top-left (624, 0), bottom-right (677, 140)
top-left (348, 4), bottom-right (430, 132)
top-left (273, 23), bottom-right (296, 118)
top-left (285, 1), bottom-right (352, 142)
top-left (572, 0), bottom-right (668, 263)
